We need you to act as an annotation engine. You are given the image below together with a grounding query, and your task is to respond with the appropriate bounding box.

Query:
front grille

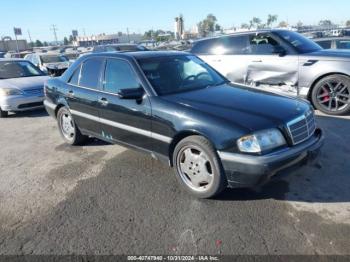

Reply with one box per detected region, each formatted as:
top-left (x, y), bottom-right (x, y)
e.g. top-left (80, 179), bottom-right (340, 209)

top-left (24, 88), bottom-right (43, 95)
top-left (287, 110), bottom-right (316, 145)
top-left (18, 102), bottom-right (43, 109)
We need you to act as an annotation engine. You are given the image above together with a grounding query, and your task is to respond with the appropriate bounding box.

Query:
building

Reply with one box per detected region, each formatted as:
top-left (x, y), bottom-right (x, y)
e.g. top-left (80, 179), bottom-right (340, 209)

top-left (74, 32), bottom-right (143, 47)
top-left (0, 36), bottom-right (28, 52)
top-left (174, 15), bottom-right (185, 40)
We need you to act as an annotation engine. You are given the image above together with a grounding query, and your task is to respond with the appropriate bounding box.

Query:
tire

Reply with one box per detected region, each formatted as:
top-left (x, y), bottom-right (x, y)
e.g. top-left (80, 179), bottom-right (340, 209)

top-left (0, 107), bottom-right (8, 118)
top-left (311, 74), bottom-right (350, 115)
top-left (57, 107), bottom-right (88, 145)
top-left (173, 135), bottom-right (227, 199)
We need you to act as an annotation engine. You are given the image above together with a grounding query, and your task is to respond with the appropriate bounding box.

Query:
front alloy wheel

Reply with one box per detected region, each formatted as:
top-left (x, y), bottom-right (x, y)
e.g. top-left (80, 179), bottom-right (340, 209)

top-left (173, 136), bottom-right (227, 198)
top-left (312, 75), bottom-right (350, 115)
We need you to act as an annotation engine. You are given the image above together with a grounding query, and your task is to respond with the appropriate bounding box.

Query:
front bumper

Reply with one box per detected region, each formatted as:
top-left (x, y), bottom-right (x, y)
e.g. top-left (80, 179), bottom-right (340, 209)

top-left (218, 128), bottom-right (324, 188)
top-left (0, 94), bottom-right (44, 112)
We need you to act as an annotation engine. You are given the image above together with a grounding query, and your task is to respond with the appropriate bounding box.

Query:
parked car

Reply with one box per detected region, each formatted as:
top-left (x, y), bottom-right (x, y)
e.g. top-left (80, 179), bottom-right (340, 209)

top-left (191, 29), bottom-right (350, 115)
top-left (314, 37), bottom-right (350, 50)
top-left (92, 44), bottom-right (148, 53)
top-left (64, 52), bottom-right (80, 63)
top-left (0, 58), bottom-right (49, 117)
top-left (0, 52), bottom-right (5, 58)
top-left (4, 52), bottom-right (21, 58)
top-left (44, 51), bottom-right (323, 198)
top-left (24, 53), bottom-right (70, 76)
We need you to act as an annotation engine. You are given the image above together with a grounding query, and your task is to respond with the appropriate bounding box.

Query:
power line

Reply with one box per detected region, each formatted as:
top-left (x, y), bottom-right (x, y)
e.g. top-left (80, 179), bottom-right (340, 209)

top-left (50, 24), bottom-right (58, 44)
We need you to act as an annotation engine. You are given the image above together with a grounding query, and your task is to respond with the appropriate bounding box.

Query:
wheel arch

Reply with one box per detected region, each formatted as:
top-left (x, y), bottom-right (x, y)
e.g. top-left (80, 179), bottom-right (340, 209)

top-left (54, 98), bottom-right (70, 118)
top-left (308, 72), bottom-right (350, 102)
top-left (168, 130), bottom-right (214, 167)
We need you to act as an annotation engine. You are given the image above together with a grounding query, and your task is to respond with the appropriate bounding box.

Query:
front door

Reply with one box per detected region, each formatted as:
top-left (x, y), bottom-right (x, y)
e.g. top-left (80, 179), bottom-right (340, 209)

top-left (98, 58), bottom-right (153, 151)
top-left (245, 33), bottom-right (299, 96)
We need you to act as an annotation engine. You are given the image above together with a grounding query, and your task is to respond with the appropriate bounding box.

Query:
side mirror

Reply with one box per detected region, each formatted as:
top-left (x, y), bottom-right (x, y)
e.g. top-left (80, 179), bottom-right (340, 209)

top-left (273, 45), bottom-right (287, 56)
top-left (117, 87), bottom-right (144, 100)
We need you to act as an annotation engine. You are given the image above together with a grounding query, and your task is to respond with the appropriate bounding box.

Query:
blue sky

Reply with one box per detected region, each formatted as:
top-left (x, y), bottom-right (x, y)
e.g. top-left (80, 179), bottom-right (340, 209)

top-left (1, 0), bottom-right (349, 41)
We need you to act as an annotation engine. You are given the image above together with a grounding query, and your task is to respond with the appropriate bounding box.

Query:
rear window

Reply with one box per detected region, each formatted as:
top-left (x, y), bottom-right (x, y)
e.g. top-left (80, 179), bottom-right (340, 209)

top-left (191, 38), bottom-right (219, 55)
top-left (317, 40), bottom-right (332, 49)
top-left (68, 65), bottom-right (81, 85)
top-left (78, 58), bottom-right (104, 89)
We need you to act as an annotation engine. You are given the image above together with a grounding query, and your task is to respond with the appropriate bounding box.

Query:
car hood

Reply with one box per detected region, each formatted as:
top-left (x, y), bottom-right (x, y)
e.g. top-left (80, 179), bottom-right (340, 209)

top-left (303, 49), bottom-right (350, 61)
top-left (163, 84), bottom-right (311, 132)
top-left (0, 75), bottom-right (49, 90)
top-left (43, 62), bottom-right (70, 69)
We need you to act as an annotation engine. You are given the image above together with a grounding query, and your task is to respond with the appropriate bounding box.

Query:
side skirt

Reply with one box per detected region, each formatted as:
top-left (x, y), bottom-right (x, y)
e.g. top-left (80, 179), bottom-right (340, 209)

top-left (80, 128), bottom-right (170, 165)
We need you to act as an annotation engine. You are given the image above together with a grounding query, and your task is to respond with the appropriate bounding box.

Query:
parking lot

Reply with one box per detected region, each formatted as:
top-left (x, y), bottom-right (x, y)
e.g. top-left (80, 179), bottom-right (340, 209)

top-left (0, 109), bottom-right (349, 255)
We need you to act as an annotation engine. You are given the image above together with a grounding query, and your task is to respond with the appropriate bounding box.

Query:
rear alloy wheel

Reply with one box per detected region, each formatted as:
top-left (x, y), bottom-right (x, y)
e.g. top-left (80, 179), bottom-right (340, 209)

top-left (312, 74), bottom-right (350, 115)
top-left (173, 136), bottom-right (227, 198)
top-left (0, 107), bottom-right (8, 118)
top-left (57, 107), bottom-right (87, 145)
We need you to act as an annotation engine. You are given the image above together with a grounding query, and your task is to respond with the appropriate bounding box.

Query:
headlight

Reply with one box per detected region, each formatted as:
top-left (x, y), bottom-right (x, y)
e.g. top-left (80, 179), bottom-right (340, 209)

top-left (237, 128), bottom-right (286, 153)
top-left (0, 88), bottom-right (23, 96)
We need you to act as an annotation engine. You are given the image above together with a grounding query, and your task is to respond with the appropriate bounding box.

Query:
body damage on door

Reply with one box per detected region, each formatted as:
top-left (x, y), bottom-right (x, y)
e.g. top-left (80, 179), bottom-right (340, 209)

top-left (245, 63), bottom-right (299, 96)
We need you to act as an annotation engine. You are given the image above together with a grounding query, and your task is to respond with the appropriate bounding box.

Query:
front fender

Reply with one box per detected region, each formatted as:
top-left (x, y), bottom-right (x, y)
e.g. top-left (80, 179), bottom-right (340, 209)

top-left (299, 59), bottom-right (350, 97)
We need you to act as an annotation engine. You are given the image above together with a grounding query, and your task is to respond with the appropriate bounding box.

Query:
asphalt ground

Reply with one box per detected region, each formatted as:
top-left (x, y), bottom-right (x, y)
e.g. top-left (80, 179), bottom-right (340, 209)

top-left (0, 109), bottom-right (349, 255)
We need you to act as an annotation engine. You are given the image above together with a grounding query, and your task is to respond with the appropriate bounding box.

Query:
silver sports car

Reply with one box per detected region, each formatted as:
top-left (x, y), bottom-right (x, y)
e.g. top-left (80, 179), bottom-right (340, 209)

top-left (0, 58), bottom-right (49, 117)
top-left (191, 30), bottom-right (350, 115)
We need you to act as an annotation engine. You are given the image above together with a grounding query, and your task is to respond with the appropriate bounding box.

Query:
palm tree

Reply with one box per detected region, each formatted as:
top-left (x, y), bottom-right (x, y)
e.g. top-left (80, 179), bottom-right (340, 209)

top-left (267, 14), bottom-right (278, 28)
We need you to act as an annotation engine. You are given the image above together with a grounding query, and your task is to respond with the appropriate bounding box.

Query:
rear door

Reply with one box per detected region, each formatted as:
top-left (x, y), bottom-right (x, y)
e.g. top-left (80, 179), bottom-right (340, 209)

top-left (192, 35), bottom-right (252, 84)
top-left (66, 57), bottom-right (104, 135)
top-left (98, 58), bottom-right (153, 150)
top-left (245, 33), bottom-right (299, 95)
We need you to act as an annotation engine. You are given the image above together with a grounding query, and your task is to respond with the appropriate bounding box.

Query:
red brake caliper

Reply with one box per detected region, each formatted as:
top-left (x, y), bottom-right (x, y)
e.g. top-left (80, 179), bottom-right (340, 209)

top-left (323, 89), bottom-right (330, 102)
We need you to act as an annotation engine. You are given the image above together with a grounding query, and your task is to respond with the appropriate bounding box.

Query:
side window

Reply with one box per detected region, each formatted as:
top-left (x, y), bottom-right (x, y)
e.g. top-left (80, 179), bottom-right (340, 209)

top-left (79, 58), bottom-right (104, 89)
top-left (318, 40), bottom-right (332, 49)
top-left (249, 34), bottom-right (280, 55)
top-left (336, 40), bottom-right (350, 49)
top-left (68, 65), bottom-right (81, 85)
top-left (191, 38), bottom-right (218, 55)
top-left (221, 35), bottom-right (250, 54)
top-left (104, 59), bottom-right (140, 93)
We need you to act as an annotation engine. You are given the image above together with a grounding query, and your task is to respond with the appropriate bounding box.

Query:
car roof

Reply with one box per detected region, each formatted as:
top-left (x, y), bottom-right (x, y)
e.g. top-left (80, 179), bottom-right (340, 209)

top-left (314, 37), bottom-right (350, 41)
top-left (0, 58), bottom-right (26, 62)
top-left (98, 43), bottom-right (139, 47)
top-left (82, 51), bottom-right (189, 60)
top-left (193, 29), bottom-right (289, 43)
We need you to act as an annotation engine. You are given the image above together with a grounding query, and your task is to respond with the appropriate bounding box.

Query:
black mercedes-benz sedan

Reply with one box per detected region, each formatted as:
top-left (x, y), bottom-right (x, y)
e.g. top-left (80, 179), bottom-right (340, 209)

top-left (44, 51), bottom-right (324, 198)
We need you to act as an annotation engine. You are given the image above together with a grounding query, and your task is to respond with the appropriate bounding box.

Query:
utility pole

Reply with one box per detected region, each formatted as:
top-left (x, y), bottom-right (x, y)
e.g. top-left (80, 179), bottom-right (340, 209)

top-left (27, 30), bottom-right (33, 43)
top-left (127, 28), bottom-right (130, 43)
top-left (50, 24), bottom-right (58, 45)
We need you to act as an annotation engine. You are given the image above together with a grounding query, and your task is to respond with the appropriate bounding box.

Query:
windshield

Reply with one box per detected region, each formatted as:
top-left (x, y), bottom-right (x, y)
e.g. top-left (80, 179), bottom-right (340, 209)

top-left (0, 61), bottom-right (43, 79)
top-left (138, 55), bottom-right (227, 95)
top-left (275, 30), bottom-right (322, 53)
top-left (40, 55), bottom-right (68, 63)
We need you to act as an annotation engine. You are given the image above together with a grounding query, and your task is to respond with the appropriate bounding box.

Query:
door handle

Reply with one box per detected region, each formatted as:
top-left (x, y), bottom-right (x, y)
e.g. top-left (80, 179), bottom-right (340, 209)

top-left (67, 90), bottom-right (74, 97)
top-left (98, 97), bottom-right (109, 106)
top-left (212, 59), bottom-right (222, 62)
top-left (252, 59), bottom-right (262, 63)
